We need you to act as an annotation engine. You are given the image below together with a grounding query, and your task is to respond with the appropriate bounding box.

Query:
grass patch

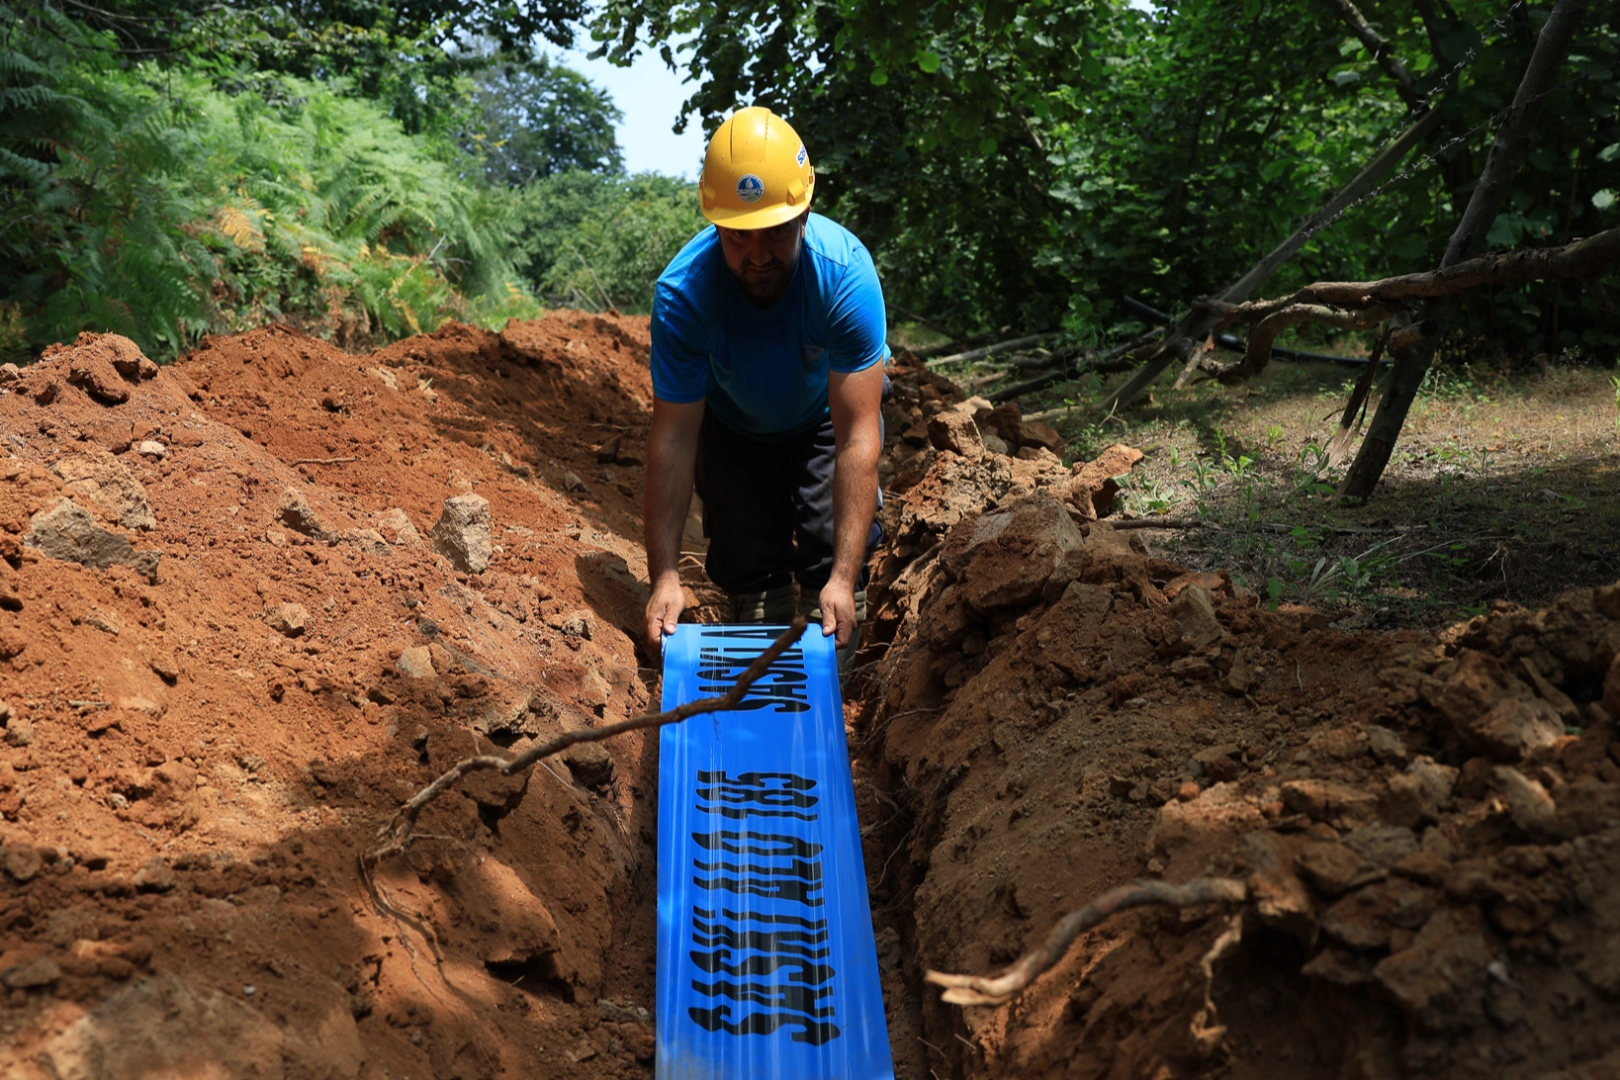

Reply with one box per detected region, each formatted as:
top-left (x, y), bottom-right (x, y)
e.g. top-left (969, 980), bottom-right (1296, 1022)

top-left (1017, 358), bottom-right (1620, 629)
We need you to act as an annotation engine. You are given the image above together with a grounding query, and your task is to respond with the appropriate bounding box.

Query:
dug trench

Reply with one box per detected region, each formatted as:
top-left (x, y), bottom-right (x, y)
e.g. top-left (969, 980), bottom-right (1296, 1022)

top-left (1, 321), bottom-right (1619, 1079)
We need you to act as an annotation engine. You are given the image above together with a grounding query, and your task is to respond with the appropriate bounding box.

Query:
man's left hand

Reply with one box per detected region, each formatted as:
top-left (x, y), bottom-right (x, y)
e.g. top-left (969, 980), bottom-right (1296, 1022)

top-left (818, 579), bottom-right (858, 647)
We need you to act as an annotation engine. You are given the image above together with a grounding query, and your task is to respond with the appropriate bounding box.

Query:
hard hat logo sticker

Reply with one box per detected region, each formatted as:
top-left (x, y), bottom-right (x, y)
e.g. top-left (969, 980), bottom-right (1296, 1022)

top-left (796, 145), bottom-right (808, 167)
top-left (736, 174), bottom-right (765, 203)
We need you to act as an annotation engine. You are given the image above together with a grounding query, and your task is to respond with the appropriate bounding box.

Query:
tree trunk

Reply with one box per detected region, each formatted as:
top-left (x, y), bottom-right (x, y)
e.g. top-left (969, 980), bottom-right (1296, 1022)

top-left (1338, 0), bottom-right (1590, 502)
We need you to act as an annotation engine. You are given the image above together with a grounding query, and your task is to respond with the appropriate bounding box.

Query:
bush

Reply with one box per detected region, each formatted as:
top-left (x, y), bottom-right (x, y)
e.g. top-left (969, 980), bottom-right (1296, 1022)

top-left (514, 170), bottom-right (706, 313)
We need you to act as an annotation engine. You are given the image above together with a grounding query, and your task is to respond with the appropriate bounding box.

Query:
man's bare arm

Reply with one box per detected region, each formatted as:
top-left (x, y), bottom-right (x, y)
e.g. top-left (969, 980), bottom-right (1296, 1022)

top-left (821, 364), bottom-right (885, 645)
top-left (643, 397), bottom-right (706, 647)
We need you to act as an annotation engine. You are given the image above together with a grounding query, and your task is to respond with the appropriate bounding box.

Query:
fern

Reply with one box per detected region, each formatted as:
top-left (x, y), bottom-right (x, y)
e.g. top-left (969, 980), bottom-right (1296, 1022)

top-left (0, 7), bottom-right (539, 358)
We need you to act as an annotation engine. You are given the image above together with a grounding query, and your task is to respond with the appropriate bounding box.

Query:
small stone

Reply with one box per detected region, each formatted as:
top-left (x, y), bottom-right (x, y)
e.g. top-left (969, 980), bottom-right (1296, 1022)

top-left (560, 613), bottom-right (594, 640)
top-left (150, 654), bottom-right (180, 683)
top-left (263, 602), bottom-right (309, 638)
top-left (2, 956), bottom-right (61, 989)
top-left (50, 446), bottom-right (156, 530)
top-left (1169, 586), bottom-right (1226, 649)
top-left (0, 363), bottom-right (19, 384)
top-left (84, 607), bottom-right (120, 635)
top-left (564, 741), bottom-right (615, 788)
top-left (131, 855), bottom-right (176, 892)
top-left (340, 528), bottom-right (393, 557)
top-left (5, 843), bottom-right (43, 882)
top-left (24, 497), bottom-right (144, 570)
top-left (429, 493), bottom-right (492, 574)
top-left (1019, 419), bottom-right (1066, 455)
top-left (926, 410), bottom-right (984, 458)
top-left (4, 714), bottom-right (33, 747)
top-left (277, 487), bottom-right (336, 541)
top-left (1494, 765), bottom-right (1558, 839)
top-left (563, 471), bottom-right (588, 493)
top-left (375, 508), bottom-right (422, 547)
top-left (1435, 650), bottom-right (1562, 761)
top-left (1170, 656), bottom-right (1214, 679)
top-left (1367, 725), bottom-right (1408, 765)
top-left (396, 646), bottom-right (436, 679)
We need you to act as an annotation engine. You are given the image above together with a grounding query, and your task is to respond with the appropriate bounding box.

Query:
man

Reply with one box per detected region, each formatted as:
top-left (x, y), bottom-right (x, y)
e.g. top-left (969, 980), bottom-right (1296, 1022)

top-left (642, 106), bottom-right (889, 661)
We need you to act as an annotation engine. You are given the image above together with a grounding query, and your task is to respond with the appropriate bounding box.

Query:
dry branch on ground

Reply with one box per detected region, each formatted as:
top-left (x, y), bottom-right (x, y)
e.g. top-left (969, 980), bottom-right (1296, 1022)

top-left (1190, 227), bottom-right (1620, 383)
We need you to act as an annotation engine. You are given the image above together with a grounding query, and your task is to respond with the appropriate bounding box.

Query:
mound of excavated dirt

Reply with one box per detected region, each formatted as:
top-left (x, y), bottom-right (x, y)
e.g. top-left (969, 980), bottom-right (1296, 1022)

top-left (0, 318), bottom-right (664, 1079)
top-left (860, 388), bottom-right (1620, 1079)
top-left (4, 321), bottom-right (1620, 1080)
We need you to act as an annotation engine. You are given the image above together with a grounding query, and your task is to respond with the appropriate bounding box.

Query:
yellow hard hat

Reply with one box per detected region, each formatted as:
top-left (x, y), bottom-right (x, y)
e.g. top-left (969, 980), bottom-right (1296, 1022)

top-left (699, 106), bottom-right (815, 229)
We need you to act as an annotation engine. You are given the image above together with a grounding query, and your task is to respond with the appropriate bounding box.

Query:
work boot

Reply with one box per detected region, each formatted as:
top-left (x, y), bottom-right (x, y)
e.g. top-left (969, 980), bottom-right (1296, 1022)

top-left (728, 584), bottom-right (798, 624)
top-left (798, 590), bottom-right (867, 675)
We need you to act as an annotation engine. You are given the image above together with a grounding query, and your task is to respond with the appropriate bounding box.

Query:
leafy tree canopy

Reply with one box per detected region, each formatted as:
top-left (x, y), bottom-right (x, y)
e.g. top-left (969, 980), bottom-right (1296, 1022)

top-left (469, 55), bottom-right (625, 186)
top-left (592, 0), bottom-right (1619, 355)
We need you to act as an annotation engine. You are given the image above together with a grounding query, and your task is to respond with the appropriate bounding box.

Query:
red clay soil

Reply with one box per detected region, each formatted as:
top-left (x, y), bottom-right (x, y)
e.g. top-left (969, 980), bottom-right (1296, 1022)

top-left (2, 321), bottom-right (1619, 1080)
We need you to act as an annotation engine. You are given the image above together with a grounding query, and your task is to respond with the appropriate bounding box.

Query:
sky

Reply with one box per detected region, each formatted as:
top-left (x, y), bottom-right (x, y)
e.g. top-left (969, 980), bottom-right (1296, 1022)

top-left (558, 43), bottom-right (708, 179)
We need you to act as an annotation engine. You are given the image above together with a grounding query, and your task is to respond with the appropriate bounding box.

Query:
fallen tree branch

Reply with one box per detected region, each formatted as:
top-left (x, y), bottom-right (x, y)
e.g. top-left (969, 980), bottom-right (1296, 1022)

top-left (1184, 227), bottom-right (1620, 385)
top-left (924, 877), bottom-right (1248, 1007)
top-left (1208, 302), bottom-right (1398, 383)
top-left (1205, 227), bottom-right (1620, 324)
top-left (370, 617), bottom-right (810, 857)
top-left (927, 333), bottom-right (1053, 368)
top-left (1106, 517), bottom-right (1209, 530)
top-left (912, 325), bottom-right (1014, 360)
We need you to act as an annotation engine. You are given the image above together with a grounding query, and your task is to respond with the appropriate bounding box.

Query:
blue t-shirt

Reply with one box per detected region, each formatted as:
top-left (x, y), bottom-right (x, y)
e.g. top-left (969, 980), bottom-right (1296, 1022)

top-left (650, 213), bottom-right (890, 439)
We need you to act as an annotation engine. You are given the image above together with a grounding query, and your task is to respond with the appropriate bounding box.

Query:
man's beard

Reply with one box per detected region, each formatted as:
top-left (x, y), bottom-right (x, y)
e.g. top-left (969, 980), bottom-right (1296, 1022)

top-left (736, 256), bottom-right (797, 304)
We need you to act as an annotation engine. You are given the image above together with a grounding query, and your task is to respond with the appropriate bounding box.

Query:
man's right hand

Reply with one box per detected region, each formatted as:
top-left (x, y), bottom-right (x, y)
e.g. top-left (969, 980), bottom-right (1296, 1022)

top-left (645, 574), bottom-right (686, 649)
top-left (643, 397), bottom-right (705, 651)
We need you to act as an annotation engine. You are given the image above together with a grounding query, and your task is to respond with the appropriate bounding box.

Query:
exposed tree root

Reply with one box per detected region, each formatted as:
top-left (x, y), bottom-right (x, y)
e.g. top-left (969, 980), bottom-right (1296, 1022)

top-left (924, 877), bottom-right (1249, 1007)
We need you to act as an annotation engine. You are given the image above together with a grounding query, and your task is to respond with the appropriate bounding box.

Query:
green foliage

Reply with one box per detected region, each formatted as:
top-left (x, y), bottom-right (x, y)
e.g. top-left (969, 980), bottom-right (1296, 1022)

top-left (469, 55), bottom-right (625, 185)
top-left (0, 6), bottom-right (537, 359)
top-left (593, 0), bottom-right (1620, 354)
top-left (513, 170), bottom-right (704, 312)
